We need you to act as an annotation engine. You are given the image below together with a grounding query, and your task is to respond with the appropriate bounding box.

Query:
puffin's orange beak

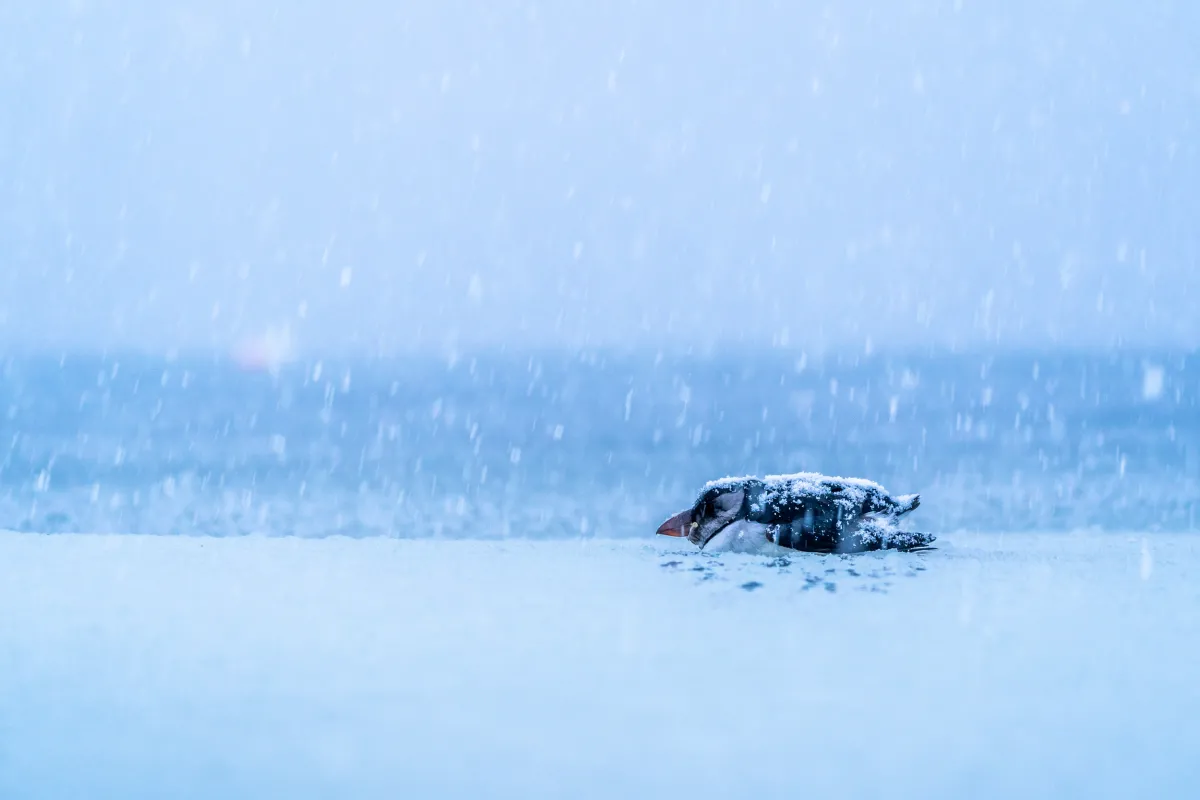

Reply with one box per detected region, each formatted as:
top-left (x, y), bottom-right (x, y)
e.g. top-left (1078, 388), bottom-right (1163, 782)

top-left (656, 509), bottom-right (692, 538)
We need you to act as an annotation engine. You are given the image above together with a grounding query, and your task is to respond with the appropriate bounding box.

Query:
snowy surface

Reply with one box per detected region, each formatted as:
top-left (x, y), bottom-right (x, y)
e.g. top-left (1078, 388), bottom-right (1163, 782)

top-left (2, 531), bottom-right (1198, 798)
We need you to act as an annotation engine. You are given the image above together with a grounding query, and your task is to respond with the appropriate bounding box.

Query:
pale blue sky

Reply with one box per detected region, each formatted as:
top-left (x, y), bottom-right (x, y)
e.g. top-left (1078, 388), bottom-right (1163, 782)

top-left (1, 0), bottom-right (1196, 354)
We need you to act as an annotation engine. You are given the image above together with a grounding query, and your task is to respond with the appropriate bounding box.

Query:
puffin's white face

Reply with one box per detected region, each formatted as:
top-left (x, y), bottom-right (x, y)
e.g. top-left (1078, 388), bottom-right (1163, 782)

top-left (656, 485), bottom-right (746, 548)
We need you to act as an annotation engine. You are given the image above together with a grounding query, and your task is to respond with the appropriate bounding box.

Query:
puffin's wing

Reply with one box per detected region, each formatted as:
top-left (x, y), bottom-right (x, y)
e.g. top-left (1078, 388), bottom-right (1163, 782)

top-left (890, 530), bottom-right (936, 551)
top-left (842, 519), bottom-right (935, 552)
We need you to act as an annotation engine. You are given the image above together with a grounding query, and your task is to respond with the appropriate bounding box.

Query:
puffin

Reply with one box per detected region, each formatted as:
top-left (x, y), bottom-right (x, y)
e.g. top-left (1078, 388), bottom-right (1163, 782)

top-left (656, 472), bottom-right (933, 553)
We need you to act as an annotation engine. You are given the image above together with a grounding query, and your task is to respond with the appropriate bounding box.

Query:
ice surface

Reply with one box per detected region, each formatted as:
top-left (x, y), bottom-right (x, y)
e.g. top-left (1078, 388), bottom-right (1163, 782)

top-left (2, 531), bottom-right (1198, 798)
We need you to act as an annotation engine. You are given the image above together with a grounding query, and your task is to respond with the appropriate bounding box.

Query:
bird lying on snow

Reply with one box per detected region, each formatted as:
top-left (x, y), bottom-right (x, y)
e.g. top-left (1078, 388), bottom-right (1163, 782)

top-left (656, 472), bottom-right (933, 553)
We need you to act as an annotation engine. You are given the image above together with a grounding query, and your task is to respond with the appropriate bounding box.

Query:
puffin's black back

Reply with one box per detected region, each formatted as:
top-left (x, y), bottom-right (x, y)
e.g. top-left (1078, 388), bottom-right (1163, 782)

top-left (742, 473), bottom-right (922, 553)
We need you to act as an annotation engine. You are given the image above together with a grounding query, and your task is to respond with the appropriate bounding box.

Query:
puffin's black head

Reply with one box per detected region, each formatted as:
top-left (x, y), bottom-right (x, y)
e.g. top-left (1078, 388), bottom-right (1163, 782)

top-left (656, 479), bottom-right (757, 548)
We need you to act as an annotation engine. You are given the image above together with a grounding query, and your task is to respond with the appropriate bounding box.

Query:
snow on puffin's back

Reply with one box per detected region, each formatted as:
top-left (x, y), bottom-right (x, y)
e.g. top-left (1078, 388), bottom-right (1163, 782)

top-left (701, 474), bottom-right (757, 493)
top-left (763, 470), bottom-right (890, 501)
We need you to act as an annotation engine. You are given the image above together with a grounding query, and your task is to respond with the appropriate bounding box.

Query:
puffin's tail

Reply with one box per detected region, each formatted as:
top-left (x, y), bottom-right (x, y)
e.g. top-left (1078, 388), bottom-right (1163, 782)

top-left (894, 493), bottom-right (920, 516)
top-left (887, 495), bottom-right (932, 551)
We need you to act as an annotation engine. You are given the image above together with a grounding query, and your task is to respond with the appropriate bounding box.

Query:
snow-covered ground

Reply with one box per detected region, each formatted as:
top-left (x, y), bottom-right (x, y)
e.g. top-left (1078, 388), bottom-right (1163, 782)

top-left (1, 532), bottom-right (1198, 798)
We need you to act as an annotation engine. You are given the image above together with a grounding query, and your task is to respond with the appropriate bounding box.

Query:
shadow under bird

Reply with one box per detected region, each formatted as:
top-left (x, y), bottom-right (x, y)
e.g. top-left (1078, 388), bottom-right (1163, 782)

top-left (656, 472), bottom-right (934, 553)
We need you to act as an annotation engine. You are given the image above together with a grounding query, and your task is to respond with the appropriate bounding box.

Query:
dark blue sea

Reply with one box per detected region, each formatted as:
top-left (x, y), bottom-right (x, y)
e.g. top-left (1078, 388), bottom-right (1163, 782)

top-left (2, 349), bottom-right (1197, 537)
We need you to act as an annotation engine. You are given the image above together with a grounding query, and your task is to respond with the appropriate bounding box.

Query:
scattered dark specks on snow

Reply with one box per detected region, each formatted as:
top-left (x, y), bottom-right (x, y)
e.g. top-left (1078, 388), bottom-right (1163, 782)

top-left (660, 550), bottom-right (927, 594)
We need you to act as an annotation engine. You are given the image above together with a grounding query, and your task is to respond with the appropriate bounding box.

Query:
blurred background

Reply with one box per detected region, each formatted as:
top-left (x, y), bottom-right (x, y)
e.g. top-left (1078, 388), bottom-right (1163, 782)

top-left (3, 0), bottom-right (1198, 352)
top-left (0, 0), bottom-right (1197, 537)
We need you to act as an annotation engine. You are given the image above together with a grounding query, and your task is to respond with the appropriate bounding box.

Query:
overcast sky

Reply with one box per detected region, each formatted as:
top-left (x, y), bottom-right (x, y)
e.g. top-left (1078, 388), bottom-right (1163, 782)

top-left (1, 0), bottom-right (1196, 355)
